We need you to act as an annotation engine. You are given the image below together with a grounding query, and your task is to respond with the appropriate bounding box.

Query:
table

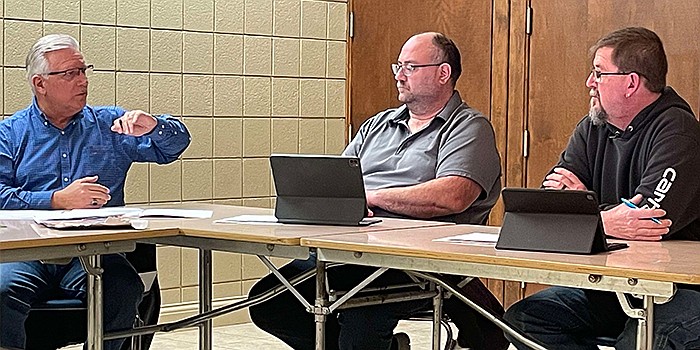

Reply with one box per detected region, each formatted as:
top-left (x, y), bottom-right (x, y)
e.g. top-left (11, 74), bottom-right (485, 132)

top-left (0, 218), bottom-right (179, 350)
top-left (10, 205), bottom-right (693, 350)
top-left (1, 204), bottom-right (452, 350)
top-left (302, 224), bottom-right (700, 350)
top-left (141, 203), bottom-right (454, 350)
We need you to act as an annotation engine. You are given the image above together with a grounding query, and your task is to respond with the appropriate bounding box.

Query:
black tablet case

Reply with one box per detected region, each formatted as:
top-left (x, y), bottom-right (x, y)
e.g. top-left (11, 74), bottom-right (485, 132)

top-left (496, 188), bottom-right (627, 254)
top-left (270, 154), bottom-right (378, 226)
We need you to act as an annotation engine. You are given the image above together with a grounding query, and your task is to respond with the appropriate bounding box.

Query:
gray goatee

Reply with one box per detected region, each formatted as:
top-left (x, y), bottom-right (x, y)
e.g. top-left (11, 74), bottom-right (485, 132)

top-left (589, 96), bottom-right (608, 126)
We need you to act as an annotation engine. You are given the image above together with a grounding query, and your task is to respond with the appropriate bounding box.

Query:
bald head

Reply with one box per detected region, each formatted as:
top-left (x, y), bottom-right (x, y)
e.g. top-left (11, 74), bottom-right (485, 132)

top-left (402, 32), bottom-right (462, 87)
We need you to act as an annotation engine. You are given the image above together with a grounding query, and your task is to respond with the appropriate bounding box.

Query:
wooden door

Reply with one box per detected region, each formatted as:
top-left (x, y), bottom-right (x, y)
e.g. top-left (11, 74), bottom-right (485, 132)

top-left (525, 0), bottom-right (700, 187)
top-left (349, 0), bottom-right (493, 136)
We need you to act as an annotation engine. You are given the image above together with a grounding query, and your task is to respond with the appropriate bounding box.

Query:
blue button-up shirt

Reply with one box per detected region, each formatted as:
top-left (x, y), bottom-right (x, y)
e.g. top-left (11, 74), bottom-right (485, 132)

top-left (0, 98), bottom-right (191, 209)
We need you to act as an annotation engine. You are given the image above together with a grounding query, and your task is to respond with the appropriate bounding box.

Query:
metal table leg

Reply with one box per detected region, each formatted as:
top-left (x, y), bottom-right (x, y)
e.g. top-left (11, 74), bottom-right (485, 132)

top-left (432, 285), bottom-right (442, 350)
top-left (315, 260), bottom-right (328, 350)
top-left (81, 255), bottom-right (104, 350)
top-left (615, 293), bottom-right (657, 350)
top-left (199, 248), bottom-right (213, 350)
top-left (637, 296), bottom-right (654, 350)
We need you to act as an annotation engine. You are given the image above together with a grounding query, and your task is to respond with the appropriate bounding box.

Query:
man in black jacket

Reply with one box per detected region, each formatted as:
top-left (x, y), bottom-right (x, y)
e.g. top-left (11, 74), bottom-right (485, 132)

top-left (505, 27), bottom-right (700, 349)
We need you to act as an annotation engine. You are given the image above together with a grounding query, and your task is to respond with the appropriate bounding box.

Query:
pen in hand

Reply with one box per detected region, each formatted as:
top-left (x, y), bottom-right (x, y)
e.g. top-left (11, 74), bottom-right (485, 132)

top-left (620, 198), bottom-right (662, 224)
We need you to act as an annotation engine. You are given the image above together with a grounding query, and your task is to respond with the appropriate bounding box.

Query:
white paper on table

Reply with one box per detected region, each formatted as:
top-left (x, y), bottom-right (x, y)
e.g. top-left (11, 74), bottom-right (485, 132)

top-left (137, 209), bottom-right (213, 219)
top-left (433, 232), bottom-right (499, 244)
top-left (0, 210), bottom-right (50, 220)
top-left (32, 207), bottom-right (213, 222)
top-left (32, 208), bottom-right (143, 221)
top-left (215, 215), bottom-right (279, 224)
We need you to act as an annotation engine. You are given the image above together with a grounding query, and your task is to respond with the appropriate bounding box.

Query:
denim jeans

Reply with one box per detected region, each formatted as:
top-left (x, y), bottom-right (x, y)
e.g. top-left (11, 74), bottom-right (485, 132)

top-left (248, 255), bottom-right (508, 350)
top-left (0, 255), bottom-right (144, 350)
top-left (504, 286), bottom-right (700, 350)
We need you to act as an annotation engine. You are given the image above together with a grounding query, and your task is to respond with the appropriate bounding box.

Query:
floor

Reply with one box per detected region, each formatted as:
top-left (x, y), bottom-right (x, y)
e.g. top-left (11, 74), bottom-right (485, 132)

top-left (62, 321), bottom-right (614, 349)
top-left (62, 320), bottom-right (514, 349)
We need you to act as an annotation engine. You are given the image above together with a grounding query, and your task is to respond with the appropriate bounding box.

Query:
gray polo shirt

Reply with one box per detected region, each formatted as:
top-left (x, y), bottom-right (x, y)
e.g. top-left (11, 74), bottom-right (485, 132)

top-left (343, 91), bottom-right (502, 224)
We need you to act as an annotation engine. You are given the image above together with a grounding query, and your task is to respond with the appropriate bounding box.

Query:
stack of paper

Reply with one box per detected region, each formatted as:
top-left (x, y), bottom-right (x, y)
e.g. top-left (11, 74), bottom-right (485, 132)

top-left (32, 208), bottom-right (213, 222)
top-left (20, 207), bottom-right (215, 230)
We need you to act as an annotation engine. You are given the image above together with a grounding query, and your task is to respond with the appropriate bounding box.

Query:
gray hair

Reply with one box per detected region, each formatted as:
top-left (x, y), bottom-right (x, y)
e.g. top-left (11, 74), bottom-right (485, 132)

top-left (25, 34), bottom-right (81, 92)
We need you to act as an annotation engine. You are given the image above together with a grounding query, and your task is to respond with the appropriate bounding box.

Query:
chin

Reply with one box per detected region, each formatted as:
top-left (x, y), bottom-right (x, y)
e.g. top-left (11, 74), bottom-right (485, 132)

top-left (397, 93), bottom-right (412, 104)
top-left (72, 101), bottom-right (88, 113)
top-left (588, 105), bottom-right (608, 126)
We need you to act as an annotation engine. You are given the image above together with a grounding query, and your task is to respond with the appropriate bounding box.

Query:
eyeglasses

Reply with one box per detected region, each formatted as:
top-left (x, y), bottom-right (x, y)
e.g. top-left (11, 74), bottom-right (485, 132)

top-left (391, 62), bottom-right (445, 76)
top-left (43, 65), bottom-right (94, 81)
top-left (590, 68), bottom-right (638, 82)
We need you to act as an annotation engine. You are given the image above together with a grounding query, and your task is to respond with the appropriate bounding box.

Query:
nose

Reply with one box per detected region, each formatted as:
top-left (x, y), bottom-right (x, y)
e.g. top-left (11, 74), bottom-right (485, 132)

top-left (585, 71), bottom-right (596, 88)
top-left (394, 69), bottom-right (406, 81)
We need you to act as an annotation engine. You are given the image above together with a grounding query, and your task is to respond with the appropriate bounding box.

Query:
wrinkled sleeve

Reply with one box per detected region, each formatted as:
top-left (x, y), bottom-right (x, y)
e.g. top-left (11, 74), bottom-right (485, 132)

top-left (636, 128), bottom-right (700, 237)
top-left (342, 116), bottom-right (376, 157)
top-left (550, 119), bottom-right (594, 188)
top-left (436, 115), bottom-right (501, 197)
top-left (127, 115), bottom-right (191, 164)
top-left (0, 125), bottom-right (53, 209)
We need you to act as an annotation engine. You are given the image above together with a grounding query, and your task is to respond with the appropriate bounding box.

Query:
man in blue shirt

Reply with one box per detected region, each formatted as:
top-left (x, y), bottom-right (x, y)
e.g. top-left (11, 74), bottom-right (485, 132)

top-left (0, 34), bottom-right (190, 349)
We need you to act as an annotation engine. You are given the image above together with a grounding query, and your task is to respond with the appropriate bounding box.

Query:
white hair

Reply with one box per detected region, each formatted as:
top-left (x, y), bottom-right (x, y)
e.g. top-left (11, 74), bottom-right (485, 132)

top-left (25, 34), bottom-right (81, 93)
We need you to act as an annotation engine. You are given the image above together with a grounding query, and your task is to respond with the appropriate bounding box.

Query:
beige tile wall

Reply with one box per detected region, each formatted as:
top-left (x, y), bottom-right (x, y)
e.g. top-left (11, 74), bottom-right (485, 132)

top-left (1, 0), bottom-right (348, 324)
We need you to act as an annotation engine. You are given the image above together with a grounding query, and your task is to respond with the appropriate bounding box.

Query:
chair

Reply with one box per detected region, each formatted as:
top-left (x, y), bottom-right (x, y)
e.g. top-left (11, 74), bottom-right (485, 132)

top-left (24, 243), bottom-right (160, 350)
top-left (595, 336), bottom-right (617, 348)
top-left (402, 312), bottom-right (457, 350)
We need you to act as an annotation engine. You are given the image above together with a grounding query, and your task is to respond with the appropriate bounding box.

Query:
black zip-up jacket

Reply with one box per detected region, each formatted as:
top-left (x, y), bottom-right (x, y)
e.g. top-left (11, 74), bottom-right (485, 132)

top-left (553, 87), bottom-right (700, 240)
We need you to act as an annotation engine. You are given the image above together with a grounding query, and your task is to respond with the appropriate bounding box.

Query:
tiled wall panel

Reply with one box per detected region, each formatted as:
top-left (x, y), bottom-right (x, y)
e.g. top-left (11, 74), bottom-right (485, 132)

top-left (1, 0), bottom-right (347, 322)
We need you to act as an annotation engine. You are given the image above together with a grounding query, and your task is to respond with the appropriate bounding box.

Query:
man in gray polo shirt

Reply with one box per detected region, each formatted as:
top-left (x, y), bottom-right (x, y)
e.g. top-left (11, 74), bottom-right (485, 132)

top-left (344, 36), bottom-right (500, 225)
top-left (250, 32), bottom-right (506, 350)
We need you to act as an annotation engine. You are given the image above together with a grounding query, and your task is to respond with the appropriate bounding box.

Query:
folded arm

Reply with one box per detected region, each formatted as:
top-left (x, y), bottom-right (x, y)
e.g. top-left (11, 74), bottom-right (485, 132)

top-left (366, 175), bottom-right (481, 219)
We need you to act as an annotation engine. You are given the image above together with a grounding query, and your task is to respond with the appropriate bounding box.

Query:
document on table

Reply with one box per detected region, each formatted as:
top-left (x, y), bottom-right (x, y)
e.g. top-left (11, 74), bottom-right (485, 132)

top-left (433, 232), bottom-right (500, 245)
top-left (0, 210), bottom-right (51, 220)
top-left (28, 207), bottom-right (213, 230)
top-left (33, 208), bottom-right (143, 221)
top-left (215, 215), bottom-right (280, 225)
top-left (32, 208), bottom-right (213, 221)
top-left (137, 209), bottom-right (213, 219)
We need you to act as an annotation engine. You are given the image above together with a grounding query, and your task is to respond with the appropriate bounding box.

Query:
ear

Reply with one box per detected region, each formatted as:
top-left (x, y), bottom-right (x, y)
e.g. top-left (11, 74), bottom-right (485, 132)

top-left (625, 72), bottom-right (642, 97)
top-left (438, 63), bottom-right (452, 85)
top-left (32, 75), bottom-right (47, 95)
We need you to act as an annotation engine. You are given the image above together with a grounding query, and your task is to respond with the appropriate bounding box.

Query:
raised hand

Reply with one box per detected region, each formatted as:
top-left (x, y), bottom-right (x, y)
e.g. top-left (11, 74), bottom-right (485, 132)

top-left (111, 110), bottom-right (157, 137)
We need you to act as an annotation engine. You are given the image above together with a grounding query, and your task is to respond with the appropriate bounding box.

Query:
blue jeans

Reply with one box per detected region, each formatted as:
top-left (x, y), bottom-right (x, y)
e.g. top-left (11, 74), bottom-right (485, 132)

top-left (249, 255), bottom-right (508, 350)
top-left (0, 255), bottom-right (144, 350)
top-left (504, 286), bottom-right (700, 350)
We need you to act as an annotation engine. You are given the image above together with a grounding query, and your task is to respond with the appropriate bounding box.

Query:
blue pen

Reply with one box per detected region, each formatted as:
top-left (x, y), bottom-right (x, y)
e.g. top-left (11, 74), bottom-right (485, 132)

top-left (620, 198), bottom-right (662, 224)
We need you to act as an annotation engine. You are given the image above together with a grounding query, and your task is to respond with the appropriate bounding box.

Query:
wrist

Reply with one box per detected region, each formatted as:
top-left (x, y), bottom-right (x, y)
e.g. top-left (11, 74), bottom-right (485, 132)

top-left (142, 115), bottom-right (162, 136)
top-left (50, 190), bottom-right (63, 209)
top-left (366, 190), bottom-right (378, 207)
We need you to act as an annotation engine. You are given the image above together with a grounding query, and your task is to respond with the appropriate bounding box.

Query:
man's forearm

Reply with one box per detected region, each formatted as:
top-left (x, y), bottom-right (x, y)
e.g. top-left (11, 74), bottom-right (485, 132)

top-left (137, 116), bottom-right (191, 163)
top-left (0, 185), bottom-right (53, 209)
top-left (367, 176), bottom-right (480, 219)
